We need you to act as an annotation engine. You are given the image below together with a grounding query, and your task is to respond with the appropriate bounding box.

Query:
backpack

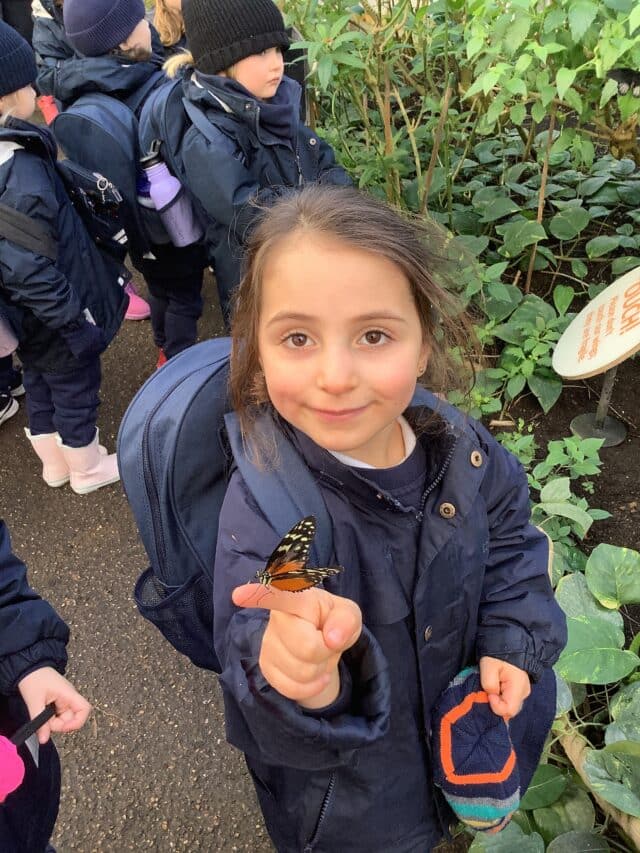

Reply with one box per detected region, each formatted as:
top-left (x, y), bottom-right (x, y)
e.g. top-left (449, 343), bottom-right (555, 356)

top-left (51, 78), bottom-right (172, 259)
top-left (116, 337), bottom-right (333, 672)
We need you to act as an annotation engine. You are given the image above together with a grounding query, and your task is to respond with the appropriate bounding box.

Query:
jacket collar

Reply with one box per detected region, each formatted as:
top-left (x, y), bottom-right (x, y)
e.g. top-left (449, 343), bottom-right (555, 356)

top-left (187, 73), bottom-right (302, 145)
top-left (0, 119), bottom-right (57, 163)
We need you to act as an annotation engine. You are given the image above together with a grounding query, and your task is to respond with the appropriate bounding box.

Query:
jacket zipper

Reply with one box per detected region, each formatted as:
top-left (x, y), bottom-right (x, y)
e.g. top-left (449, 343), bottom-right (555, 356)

top-left (415, 435), bottom-right (459, 521)
top-left (303, 772), bottom-right (336, 852)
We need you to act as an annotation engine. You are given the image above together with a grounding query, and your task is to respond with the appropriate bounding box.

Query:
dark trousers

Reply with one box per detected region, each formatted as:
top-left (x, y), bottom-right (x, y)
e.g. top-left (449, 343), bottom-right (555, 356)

top-left (0, 355), bottom-right (12, 393)
top-left (22, 358), bottom-right (101, 447)
top-left (137, 242), bottom-right (205, 360)
top-left (0, 0), bottom-right (33, 44)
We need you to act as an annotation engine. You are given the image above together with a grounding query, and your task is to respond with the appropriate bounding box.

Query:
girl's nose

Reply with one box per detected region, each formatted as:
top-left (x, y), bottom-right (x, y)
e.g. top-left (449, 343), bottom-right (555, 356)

top-left (316, 349), bottom-right (357, 394)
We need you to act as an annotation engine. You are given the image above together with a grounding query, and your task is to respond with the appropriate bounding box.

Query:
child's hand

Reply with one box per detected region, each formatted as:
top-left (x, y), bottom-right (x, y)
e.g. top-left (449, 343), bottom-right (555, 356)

top-left (479, 656), bottom-right (531, 720)
top-left (232, 584), bottom-right (362, 710)
top-left (17, 667), bottom-right (92, 744)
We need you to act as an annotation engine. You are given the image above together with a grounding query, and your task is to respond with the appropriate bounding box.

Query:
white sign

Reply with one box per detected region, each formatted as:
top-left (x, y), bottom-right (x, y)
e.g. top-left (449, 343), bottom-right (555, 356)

top-left (553, 266), bottom-right (640, 380)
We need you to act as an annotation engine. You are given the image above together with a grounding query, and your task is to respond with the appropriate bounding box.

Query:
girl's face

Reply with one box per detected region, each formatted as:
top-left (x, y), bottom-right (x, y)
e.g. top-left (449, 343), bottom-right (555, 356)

top-left (0, 85), bottom-right (36, 121)
top-left (228, 47), bottom-right (284, 100)
top-left (258, 234), bottom-right (429, 468)
top-left (119, 18), bottom-right (152, 60)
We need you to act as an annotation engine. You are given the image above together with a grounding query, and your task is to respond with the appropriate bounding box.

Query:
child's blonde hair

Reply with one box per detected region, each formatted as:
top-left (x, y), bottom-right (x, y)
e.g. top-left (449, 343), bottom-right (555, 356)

top-left (230, 184), bottom-right (479, 445)
top-left (154, 0), bottom-right (185, 49)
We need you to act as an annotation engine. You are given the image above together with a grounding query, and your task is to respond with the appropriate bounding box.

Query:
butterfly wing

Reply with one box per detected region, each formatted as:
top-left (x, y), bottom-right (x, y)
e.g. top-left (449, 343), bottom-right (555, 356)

top-left (255, 516), bottom-right (343, 592)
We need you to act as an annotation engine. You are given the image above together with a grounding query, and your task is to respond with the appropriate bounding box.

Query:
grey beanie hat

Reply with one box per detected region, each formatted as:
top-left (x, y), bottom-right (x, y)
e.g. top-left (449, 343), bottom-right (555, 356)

top-left (0, 21), bottom-right (37, 98)
top-left (63, 0), bottom-right (146, 57)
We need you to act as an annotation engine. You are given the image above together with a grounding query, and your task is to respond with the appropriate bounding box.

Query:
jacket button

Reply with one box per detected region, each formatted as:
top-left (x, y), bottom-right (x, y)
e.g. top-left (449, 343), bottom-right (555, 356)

top-left (470, 450), bottom-right (483, 467)
top-left (423, 625), bottom-right (433, 642)
top-left (245, 102), bottom-right (252, 110)
top-left (309, 137), bottom-right (317, 145)
top-left (439, 502), bottom-right (456, 519)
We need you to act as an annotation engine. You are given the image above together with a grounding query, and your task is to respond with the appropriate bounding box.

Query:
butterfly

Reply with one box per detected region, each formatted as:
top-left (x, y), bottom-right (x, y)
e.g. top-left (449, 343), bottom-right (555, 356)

top-left (254, 516), bottom-right (343, 592)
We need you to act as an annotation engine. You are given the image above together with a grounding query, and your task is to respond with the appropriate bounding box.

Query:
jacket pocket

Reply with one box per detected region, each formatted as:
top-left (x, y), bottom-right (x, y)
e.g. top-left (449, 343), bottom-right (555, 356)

top-left (134, 567), bottom-right (219, 671)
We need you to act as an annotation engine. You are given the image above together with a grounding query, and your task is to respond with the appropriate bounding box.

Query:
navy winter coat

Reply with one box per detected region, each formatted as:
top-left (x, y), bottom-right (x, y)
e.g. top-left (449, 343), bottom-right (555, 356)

top-left (177, 73), bottom-right (351, 306)
top-left (213, 397), bottom-right (567, 852)
top-left (33, 11), bottom-right (165, 112)
top-left (0, 121), bottom-right (127, 373)
top-left (0, 519), bottom-right (68, 852)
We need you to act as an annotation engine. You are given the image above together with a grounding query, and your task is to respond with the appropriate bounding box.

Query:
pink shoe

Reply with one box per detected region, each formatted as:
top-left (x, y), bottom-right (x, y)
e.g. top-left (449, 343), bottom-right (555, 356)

top-left (36, 95), bottom-right (59, 125)
top-left (124, 281), bottom-right (150, 320)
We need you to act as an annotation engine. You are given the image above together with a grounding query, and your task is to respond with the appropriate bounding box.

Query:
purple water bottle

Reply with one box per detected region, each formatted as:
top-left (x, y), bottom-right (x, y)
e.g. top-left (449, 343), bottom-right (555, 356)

top-left (140, 144), bottom-right (203, 247)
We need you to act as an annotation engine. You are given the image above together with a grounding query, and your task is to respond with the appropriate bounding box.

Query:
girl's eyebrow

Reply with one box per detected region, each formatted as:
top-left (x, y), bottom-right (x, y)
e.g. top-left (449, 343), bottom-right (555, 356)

top-left (266, 311), bottom-right (408, 326)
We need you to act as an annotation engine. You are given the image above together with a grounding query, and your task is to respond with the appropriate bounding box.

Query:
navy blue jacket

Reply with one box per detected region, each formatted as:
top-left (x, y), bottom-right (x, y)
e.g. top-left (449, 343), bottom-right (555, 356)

top-left (178, 73), bottom-right (351, 303)
top-left (0, 121), bottom-right (128, 373)
top-left (213, 398), bottom-right (567, 852)
top-left (33, 8), bottom-right (165, 112)
top-left (0, 518), bottom-right (68, 724)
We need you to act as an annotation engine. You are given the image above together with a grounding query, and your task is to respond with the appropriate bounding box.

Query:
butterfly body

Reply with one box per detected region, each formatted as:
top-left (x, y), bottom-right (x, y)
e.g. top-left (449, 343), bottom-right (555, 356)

top-left (255, 516), bottom-right (342, 592)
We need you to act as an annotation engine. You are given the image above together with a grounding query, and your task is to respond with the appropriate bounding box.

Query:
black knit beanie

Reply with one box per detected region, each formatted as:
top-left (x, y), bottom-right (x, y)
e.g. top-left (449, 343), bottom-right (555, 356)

top-left (63, 0), bottom-right (146, 57)
top-left (0, 21), bottom-right (37, 99)
top-left (184, 0), bottom-right (290, 76)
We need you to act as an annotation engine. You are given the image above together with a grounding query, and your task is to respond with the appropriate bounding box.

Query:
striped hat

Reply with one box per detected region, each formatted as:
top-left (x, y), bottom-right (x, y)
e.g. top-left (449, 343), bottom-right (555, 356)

top-left (431, 666), bottom-right (556, 833)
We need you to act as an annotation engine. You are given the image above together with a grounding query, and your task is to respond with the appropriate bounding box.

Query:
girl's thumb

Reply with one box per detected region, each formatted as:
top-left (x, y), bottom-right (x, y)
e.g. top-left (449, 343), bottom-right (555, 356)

top-left (322, 600), bottom-right (362, 651)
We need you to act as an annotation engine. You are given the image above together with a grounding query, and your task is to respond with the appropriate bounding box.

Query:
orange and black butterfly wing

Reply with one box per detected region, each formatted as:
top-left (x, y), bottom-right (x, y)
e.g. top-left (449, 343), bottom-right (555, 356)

top-left (255, 516), bottom-right (343, 592)
top-left (255, 516), bottom-right (316, 586)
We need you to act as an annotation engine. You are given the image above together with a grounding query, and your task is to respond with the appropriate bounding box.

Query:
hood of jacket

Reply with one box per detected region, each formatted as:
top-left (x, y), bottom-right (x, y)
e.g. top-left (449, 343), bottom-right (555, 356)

top-left (0, 119), bottom-right (58, 163)
top-left (185, 72), bottom-right (302, 145)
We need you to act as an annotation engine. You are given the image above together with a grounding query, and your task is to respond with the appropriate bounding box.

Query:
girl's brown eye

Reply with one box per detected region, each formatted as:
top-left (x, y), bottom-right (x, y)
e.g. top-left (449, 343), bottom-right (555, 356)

top-left (290, 333), bottom-right (308, 347)
top-left (364, 330), bottom-right (384, 345)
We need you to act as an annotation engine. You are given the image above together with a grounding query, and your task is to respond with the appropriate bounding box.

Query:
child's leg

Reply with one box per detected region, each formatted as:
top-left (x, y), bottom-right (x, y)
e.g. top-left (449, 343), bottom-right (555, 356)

top-left (21, 368), bottom-right (70, 486)
top-left (48, 358), bottom-right (120, 493)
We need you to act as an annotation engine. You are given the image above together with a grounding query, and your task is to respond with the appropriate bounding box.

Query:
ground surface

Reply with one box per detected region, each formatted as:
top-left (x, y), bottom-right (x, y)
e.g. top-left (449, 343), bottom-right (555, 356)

top-left (2, 267), bottom-right (640, 851)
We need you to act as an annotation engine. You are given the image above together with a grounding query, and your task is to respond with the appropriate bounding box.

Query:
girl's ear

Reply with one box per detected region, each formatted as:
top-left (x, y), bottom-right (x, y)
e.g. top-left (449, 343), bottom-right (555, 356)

top-left (417, 340), bottom-right (431, 376)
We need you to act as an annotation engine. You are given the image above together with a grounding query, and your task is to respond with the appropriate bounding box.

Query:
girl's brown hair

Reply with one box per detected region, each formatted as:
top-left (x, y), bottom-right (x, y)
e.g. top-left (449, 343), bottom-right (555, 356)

top-left (154, 0), bottom-right (185, 49)
top-left (230, 184), bottom-right (479, 448)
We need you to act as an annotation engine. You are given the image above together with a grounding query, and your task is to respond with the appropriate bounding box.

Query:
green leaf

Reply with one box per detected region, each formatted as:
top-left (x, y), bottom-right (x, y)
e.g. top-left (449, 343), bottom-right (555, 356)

top-left (528, 373), bottom-right (563, 413)
top-left (578, 176), bottom-right (610, 196)
top-left (606, 684), bottom-right (640, 744)
top-left (540, 478), bottom-right (571, 502)
top-left (532, 783), bottom-right (595, 845)
top-left (555, 574), bottom-right (638, 684)
top-left (630, 4), bottom-right (640, 34)
top-left (531, 101), bottom-right (546, 124)
top-left (571, 259), bottom-right (588, 278)
top-left (611, 256), bottom-right (640, 276)
top-left (583, 748), bottom-right (640, 817)
top-left (497, 220), bottom-right (547, 258)
top-left (316, 54), bottom-right (333, 90)
top-left (600, 78), bottom-right (619, 108)
top-left (546, 831), bottom-right (609, 852)
top-left (493, 322), bottom-right (525, 345)
top-left (568, 0), bottom-right (599, 40)
top-left (553, 285), bottom-right (575, 315)
top-left (469, 820), bottom-right (545, 852)
top-left (586, 236), bottom-right (623, 258)
top-left (510, 103), bottom-right (526, 127)
top-left (549, 207), bottom-right (590, 240)
top-left (480, 197), bottom-right (522, 223)
top-left (507, 374), bottom-right (527, 399)
top-left (520, 765), bottom-right (568, 810)
top-left (556, 68), bottom-right (577, 101)
top-left (585, 544), bottom-right (640, 608)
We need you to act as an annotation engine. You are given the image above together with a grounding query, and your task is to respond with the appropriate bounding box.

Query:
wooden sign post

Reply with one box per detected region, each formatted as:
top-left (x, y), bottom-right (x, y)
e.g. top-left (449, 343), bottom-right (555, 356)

top-left (552, 266), bottom-right (640, 446)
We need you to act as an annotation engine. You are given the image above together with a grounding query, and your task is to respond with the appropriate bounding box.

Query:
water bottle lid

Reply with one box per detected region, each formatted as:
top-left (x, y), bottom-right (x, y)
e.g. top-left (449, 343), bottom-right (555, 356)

top-left (140, 139), bottom-right (163, 169)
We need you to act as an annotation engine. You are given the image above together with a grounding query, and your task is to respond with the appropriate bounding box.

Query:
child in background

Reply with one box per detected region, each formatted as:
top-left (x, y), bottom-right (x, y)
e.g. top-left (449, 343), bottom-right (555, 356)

top-left (0, 20), bottom-right (127, 493)
top-left (0, 518), bottom-right (91, 852)
top-left (31, 0), bottom-right (150, 319)
top-left (152, 0), bottom-right (186, 59)
top-left (211, 185), bottom-right (567, 852)
top-left (56, 0), bottom-right (206, 364)
top-left (160, 0), bottom-right (351, 327)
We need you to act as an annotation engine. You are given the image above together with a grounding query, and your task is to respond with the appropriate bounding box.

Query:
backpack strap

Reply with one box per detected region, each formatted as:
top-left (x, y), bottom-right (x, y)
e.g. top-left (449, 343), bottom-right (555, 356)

top-left (224, 411), bottom-right (333, 568)
top-left (0, 202), bottom-right (57, 261)
top-left (181, 98), bottom-right (251, 165)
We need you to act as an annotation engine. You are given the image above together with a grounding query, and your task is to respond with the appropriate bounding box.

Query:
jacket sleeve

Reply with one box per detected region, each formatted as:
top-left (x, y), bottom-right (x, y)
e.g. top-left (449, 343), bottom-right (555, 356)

top-left (316, 136), bottom-right (352, 187)
top-left (213, 472), bottom-right (391, 771)
top-left (0, 153), bottom-right (83, 330)
top-left (474, 427), bottom-right (567, 680)
top-left (182, 125), bottom-right (279, 242)
top-left (0, 520), bottom-right (69, 694)
top-left (32, 17), bottom-right (73, 98)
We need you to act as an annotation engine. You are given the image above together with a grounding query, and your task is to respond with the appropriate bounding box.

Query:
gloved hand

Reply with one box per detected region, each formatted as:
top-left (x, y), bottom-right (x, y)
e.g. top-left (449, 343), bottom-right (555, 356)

top-left (60, 319), bottom-right (106, 360)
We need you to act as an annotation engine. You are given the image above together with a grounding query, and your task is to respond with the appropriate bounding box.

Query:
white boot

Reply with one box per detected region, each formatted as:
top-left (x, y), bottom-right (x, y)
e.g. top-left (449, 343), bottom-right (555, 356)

top-left (24, 428), bottom-right (70, 487)
top-left (59, 429), bottom-right (120, 495)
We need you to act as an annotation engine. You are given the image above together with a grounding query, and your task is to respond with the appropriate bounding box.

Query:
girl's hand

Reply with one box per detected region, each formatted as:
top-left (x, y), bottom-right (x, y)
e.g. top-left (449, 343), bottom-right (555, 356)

top-left (232, 584), bottom-right (362, 709)
top-left (17, 667), bottom-right (92, 744)
top-left (479, 656), bottom-right (531, 720)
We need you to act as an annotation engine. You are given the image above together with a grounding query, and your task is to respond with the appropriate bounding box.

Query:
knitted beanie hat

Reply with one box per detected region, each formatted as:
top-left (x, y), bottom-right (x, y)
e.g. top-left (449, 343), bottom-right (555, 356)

top-left (0, 21), bottom-right (37, 99)
top-left (431, 666), bottom-right (556, 834)
top-left (63, 0), bottom-right (146, 57)
top-left (184, 0), bottom-right (290, 76)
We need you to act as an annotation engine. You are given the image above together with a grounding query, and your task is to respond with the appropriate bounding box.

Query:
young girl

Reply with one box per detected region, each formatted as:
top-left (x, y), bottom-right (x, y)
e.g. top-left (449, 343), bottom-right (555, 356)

top-left (160, 0), bottom-right (351, 326)
top-left (152, 0), bottom-right (186, 59)
top-left (0, 21), bottom-right (127, 493)
top-left (212, 185), bottom-right (567, 852)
